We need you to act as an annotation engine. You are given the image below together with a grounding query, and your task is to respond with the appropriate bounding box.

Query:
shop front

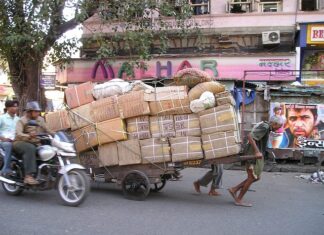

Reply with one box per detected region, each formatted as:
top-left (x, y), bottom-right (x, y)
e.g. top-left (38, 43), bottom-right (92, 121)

top-left (56, 55), bottom-right (296, 84)
top-left (299, 22), bottom-right (324, 85)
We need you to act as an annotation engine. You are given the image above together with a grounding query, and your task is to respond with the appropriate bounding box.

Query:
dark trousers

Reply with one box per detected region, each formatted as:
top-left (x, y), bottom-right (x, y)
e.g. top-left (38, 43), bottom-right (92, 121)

top-left (198, 164), bottom-right (223, 189)
top-left (13, 141), bottom-right (37, 175)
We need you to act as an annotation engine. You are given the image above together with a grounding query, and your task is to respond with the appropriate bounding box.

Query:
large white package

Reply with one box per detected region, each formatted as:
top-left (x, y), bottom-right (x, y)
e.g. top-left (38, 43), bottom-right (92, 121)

top-left (92, 79), bottom-right (132, 99)
top-left (130, 80), bottom-right (154, 92)
top-left (190, 91), bottom-right (215, 113)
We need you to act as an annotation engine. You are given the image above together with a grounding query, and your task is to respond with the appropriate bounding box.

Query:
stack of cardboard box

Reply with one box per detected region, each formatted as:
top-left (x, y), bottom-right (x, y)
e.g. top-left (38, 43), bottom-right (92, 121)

top-left (45, 78), bottom-right (240, 169)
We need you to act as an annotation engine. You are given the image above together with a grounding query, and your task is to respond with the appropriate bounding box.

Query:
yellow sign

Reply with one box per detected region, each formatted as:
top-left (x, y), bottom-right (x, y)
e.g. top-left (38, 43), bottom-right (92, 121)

top-left (307, 24), bottom-right (324, 45)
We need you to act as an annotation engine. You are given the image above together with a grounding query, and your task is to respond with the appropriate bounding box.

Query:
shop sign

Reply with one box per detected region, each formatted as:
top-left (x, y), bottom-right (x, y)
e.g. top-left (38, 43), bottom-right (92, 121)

top-left (40, 74), bottom-right (56, 89)
top-left (307, 24), bottom-right (324, 45)
top-left (57, 56), bottom-right (296, 83)
top-left (268, 103), bottom-right (324, 149)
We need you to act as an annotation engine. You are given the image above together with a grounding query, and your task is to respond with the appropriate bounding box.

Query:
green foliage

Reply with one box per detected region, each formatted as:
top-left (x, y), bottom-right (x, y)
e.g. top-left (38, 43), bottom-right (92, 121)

top-left (87, 0), bottom-right (197, 77)
top-left (0, 0), bottom-right (98, 80)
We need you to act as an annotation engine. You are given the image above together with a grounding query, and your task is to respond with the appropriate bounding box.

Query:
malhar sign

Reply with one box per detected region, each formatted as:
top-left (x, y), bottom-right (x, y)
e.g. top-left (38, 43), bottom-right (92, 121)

top-left (57, 56), bottom-right (295, 84)
top-left (307, 24), bottom-right (324, 45)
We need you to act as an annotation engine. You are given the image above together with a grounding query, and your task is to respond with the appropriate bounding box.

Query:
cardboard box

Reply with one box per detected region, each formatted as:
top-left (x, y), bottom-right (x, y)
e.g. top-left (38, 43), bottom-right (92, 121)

top-left (215, 91), bottom-right (236, 106)
top-left (144, 86), bottom-right (188, 101)
top-left (118, 90), bottom-right (150, 119)
top-left (65, 82), bottom-right (94, 109)
top-left (140, 138), bottom-right (171, 164)
top-left (198, 105), bottom-right (239, 134)
top-left (150, 115), bottom-right (175, 138)
top-left (69, 103), bottom-right (92, 130)
top-left (72, 118), bottom-right (126, 152)
top-left (78, 151), bottom-right (99, 168)
top-left (117, 139), bottom-right (142, 166)
top-left (91, 96), bottom-right (120, 123)
top-left (126, 116), bottom-right (151, 140)
top-left (96, 118), bottom-right (127, 145)
top-left (98, 142), bottom-right (119, 167)
top-left (149, 98), bottom-right (191, 115)
top-left (45, 110), bottom-right (71, 132)
top-left (72, 125), bottom-right (98, 153)
top-left (170, 136), bottom-right (203, 162)
top-left (174, 114), bottom-right (201, 137)
top-left (202, 131), bottom-right (241, 159)
top-left (69, 96), bottom-right (120, 130)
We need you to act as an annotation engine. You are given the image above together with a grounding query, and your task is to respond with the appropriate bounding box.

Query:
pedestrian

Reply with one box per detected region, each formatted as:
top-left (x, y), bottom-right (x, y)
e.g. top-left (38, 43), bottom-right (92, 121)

top-left (193, 164), bottom-right (223, 196)
top-left (228, 116), bottom-right (283, 207)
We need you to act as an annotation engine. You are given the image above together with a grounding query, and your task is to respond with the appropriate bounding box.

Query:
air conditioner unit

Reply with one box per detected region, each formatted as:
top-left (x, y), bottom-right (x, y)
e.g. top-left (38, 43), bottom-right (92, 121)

top-left (262, 31), bottom-right (280, 45)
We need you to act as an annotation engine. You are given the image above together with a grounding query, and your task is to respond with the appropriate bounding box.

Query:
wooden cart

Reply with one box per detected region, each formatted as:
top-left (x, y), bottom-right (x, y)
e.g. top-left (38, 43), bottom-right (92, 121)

top-left (88, 154), bottom-right (257, 201)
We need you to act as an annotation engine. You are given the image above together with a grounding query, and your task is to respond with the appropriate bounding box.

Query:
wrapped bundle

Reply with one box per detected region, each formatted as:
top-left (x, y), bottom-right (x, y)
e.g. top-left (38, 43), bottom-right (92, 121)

top-left (117, 139), bottom-right (142, 166)
top-left (92, 79), bottom-right (131, 99)
top-left (198, 105), bottom-right (239, 134)
top-left (126, 116), bottom-right (151, 140)
top-left (188, 81), bottom-right (225, 101)
top-left (173, 68), bottom-right (212, 88)
top-left (215, 91), bottom-right (236, 106)
top-left (170, 136), bottom-right (203, 162)
top-left (65, 82), bottom-right (94, 109)
top-left (202, 131), bottom-right (241, 159)
top-left (150, 115), bottom-right (175, 138)
top-left (45, 110), bottom-right (71, 132)
top-left (174, 114), bottom-right (201, 137)
top-left (140, 138), bottom-right (171, 164)
top-left (98, 143), bottom-right (119, 167)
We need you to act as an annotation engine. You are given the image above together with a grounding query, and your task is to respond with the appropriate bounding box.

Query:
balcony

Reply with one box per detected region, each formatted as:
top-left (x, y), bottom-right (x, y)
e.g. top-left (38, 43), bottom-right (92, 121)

top-left (82, 10), bottom-right (324, 38)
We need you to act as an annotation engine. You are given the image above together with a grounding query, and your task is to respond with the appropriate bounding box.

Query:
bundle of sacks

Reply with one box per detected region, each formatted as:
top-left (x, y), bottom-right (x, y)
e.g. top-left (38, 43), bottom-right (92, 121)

top-left (45, 68), bottom-right (240, 168)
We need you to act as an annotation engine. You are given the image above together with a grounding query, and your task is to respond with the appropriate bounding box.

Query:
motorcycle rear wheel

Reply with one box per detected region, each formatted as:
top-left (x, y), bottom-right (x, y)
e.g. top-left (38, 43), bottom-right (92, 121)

top-left (2, 165), bottom-right (24, 196)
top-left (57, 169), bottom-right (90, 207)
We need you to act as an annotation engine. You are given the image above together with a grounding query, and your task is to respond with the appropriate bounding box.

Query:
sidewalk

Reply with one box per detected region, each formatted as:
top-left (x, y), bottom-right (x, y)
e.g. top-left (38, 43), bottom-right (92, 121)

top-left (225, 161), bottom-right (321, 173)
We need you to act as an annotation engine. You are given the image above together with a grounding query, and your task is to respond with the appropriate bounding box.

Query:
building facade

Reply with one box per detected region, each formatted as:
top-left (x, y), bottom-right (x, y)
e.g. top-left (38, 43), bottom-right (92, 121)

top-left (57, 0), bottom-right (324, 85)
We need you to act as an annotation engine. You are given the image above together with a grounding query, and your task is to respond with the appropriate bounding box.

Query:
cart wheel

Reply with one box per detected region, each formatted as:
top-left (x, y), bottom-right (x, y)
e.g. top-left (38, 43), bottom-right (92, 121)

top-left (122, 170), bottom-right (150, 201)
top-left (151, 178), bottom-right (166, 193)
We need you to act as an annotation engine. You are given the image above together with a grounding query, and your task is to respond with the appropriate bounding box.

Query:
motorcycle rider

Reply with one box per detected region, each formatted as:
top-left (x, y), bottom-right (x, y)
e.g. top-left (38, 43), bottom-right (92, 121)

top-left (0, 100), bottom-right (19, 176)
top-left (13, 101), bottom-right (54, 185)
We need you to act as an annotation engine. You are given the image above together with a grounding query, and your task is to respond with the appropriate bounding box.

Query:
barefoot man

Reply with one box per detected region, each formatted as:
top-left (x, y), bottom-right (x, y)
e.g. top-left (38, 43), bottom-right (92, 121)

top-left (228, 116), bottom-right (283, 207)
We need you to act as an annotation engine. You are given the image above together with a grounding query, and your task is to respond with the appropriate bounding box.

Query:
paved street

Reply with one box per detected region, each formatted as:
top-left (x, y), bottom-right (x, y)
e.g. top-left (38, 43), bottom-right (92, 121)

top-left (0, 168), bottom-right (323, 235)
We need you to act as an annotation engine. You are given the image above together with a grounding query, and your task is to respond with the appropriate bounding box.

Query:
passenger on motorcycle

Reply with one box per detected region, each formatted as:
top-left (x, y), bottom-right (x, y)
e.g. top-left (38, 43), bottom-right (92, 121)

top-left (13, 101), bottom-right (54, 185)
top-left (0, 100), bottom-right (19, 176)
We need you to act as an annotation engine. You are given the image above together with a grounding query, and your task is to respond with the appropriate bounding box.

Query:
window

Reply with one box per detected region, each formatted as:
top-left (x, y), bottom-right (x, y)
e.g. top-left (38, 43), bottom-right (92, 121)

top-left (190, 0), bottom-right (210, 15)
top-left (165, 0), bottom-right (210, 16)
top-left (228, 0), bottom-right (252, 13)
top-left (300, 0), bottom-right (319, 11)
top-left (259, 0), bottom-right (282, 12)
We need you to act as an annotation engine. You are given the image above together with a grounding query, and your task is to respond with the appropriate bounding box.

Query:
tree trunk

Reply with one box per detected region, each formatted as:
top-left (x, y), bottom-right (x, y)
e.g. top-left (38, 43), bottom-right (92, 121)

top-left (8, 59), bottom-right (46, 115)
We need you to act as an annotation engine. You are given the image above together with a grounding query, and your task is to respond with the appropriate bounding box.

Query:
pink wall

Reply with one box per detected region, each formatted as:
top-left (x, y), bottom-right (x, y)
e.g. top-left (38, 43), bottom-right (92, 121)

top-left (57, 55), bottom-right (296, 84)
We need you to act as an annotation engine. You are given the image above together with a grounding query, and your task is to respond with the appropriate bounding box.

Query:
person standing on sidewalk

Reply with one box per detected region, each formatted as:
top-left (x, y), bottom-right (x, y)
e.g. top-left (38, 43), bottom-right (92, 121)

top-left (193, 164), bottom-right (223, 196)
top-left (0, 100), bottom-right (19, 176)
top-left (228, 116), bottom-right (283, 207)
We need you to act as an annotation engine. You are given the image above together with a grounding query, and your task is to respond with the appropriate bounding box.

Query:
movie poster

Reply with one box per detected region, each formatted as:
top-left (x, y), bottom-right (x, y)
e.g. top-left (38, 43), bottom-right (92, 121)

top-left (268, 103), bottom-right (324, 149)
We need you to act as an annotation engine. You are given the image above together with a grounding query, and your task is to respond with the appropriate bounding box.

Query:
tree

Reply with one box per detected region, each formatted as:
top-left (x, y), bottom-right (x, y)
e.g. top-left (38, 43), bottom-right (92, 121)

top-left (0, 0), bottom-right (195, 111)
top-left (0, 0), bottom-right (98, 111)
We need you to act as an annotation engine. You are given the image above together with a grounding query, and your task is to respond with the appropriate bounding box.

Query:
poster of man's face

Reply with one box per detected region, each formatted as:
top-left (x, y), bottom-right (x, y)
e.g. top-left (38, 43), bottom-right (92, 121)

top-left (268, 103), bottom-right (324, 149)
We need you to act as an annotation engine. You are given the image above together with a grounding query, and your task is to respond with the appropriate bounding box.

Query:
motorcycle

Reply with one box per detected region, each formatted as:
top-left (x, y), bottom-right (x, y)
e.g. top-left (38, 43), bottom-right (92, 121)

top-left (0, 131), bottom-right (90, 207)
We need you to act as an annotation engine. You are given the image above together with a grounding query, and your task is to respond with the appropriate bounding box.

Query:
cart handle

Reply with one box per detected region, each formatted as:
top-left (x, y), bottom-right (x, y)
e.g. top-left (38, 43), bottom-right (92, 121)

top-left (239, 155), bottom-right (261, 161)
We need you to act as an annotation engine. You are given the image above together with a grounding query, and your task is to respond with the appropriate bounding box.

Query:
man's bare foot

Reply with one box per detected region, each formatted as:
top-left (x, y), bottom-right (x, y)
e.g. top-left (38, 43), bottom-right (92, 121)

top-left (234, 201), bottom-right (253, 207)
top-left (228, 188), bottom-right (237, 201)
top-left (208, 190), bottom-right (221, 196)
top-left (193, 181), bottom-right (201, 193)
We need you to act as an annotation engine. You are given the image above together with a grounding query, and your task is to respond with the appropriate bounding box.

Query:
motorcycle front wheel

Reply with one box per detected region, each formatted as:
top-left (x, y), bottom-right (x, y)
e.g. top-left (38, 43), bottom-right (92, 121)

top-left (57, 169), bottom-right (90, 207)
